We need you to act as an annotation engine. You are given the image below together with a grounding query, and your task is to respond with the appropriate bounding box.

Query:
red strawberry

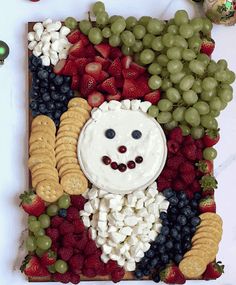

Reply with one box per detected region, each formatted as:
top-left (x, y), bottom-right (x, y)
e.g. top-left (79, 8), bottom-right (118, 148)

top-left (94, 56), bottom-right (111, 70)
top-left (169, 127), bottom-right (183, 144)
top-left (136, 75), bottom-right (151, 94)
top-left (53, 59), bottom-right (66, 75)
top-left (20, 191), bottom-right (45, 217)
top-left (80, 74), bottom-right (96, 97)
top-left (172, 179), bottom-right (185, 192)
top-left (80, 33), bottom-right (89, 46)
top-left (202, 187), bottom-right (215, 197)
top-left (200, 174), bottom-right (218, 190)
top-left (75, 57), bottom-right (89, 75)
top-left (98, 70), bottom-right (109, 82)
top-left (166, 155), bottom-right (185, 170)
top-left (107, 92), bottom-right (122, 102)
top-left (21, 255), bottom-right (50, 278)
top-left (111, 268), bottom-right (125, 283)
top-left (100, 77), bottom-right (117, 94)
top-left (70, 273), bottom-right (81, 284)
top-left (130, 62), bottom-right (146, 75)
top-left (200, 37), bottom-right (215, 56)
top-left (88, 91), bottom-right (105, 107)
top-left (122, 68), bottom-right (140, 79)
top-left (69, 40), bottom-right (84, 58)
top-left (59, 221), bottom-right (75, 235)
top-left (85, 62), bottom-right (102, 80)
top-left (195, 139), bottom-right (204, 149)
top-left (69, 254), bottom-right (84, 273)
top-left (115, 77), bottom-right (124, 88)
top-left (58, 247), bottom-right (73, 261)
top-left (73, 219), bottom-right (85, 233)
top-left (203, 129), bottom-right (220, 147)
top-left (71, 74), bottom-right (79, 90)
top-left (109, 47), bottom-right (122, 59)
top-left (179, 161), bottom-right (195, 173)
top-left (66, 207), bottom-right (79, 221)
top-left (196, 148), bottom-right (203, 160)
top-left (203, 261), bottom-right (224, 280)
top-left (181, 172), bottom-right (195, 185)
top-left (53, 272), bottom-right (71, 283)
top-left (121, 55), bottom-right (132, 69)
top-left (95, 43), bottom-right (111, 58)
top-left (50, 216), bottom-right (64, 228)
top-left (144, 90), bottom-right (161, 104)
top-left (108, 58), bottom-right (122, 78)
top-left (63, 60), bottom-right (77, 76)
top-left (122, 78), bottom-right (144, 99)
top-left (41, 250), bottom-right (57, 266)
top-left (167, 140), bottom-right (180, 154)
top-left (199, 196), bottom-right (216, 213)
top-left (70, 195), bottom-right (86, 210)
top-left (181, 144), bottom-right (197, 161)
top-left (196, 160), bottom-right (213, 174)
top-left (67, 30), bottom-right (81, 44)
top-left (85, 44), bottom-right (96, 58)
top-left (160, 263), bottom-right (186, 284)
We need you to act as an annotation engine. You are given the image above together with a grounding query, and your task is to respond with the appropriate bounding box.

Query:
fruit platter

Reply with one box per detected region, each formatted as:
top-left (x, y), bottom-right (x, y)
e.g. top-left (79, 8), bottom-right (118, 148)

top-left (20, 1), bottom-right (234, 283)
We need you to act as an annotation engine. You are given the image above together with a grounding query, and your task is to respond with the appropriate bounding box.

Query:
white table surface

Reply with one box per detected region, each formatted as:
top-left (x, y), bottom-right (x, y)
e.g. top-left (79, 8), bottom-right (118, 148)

top-left (0, 0), bottom-right (236, 284)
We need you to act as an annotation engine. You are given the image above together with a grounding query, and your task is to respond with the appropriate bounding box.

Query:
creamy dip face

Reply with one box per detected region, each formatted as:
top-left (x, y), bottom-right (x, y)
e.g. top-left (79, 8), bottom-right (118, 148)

top-left (78, 108), bottom-right (167, 194)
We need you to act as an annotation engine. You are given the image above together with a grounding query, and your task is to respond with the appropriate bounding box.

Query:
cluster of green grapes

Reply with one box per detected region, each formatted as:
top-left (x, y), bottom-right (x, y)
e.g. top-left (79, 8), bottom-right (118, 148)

top-left (75, 2), bottom-right (235, 138)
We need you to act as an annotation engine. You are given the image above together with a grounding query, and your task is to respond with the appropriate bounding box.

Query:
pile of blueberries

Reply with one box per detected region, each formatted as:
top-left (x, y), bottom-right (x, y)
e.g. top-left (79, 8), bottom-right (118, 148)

top-left (134, 188), bottom-right (201, 283)
top-left (29, 55), bottom-right (74, 126)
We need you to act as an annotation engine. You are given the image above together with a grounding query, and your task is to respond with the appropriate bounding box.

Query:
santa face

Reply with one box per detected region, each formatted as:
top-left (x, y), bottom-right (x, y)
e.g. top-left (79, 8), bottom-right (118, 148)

top-left (78, 106), bottom-right (167, 194)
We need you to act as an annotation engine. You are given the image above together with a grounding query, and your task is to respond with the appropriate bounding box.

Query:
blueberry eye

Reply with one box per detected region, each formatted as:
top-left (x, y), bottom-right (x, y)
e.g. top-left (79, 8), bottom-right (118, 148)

top-left (132, 130), bottom-right (142, 139)
top-left (105, 129), bottom-right (116, 139)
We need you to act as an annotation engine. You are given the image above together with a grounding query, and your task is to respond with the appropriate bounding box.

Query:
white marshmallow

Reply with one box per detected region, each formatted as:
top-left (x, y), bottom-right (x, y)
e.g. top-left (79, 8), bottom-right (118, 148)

top-left (60, 26), bottom-right (71, 37)
top-left (40, 55), bottom-right (50, 66)
top-left (84, 202), bottom-right (94, 214)
top-left (89, 228), bottom-right (97, 240)
top-left (124, 216), bottom-right (138, 227)
top-left (152, 223), bottom-right (162, 233)
top-left (28, 41), bottom-right (37, 51)
top-left (119, 226), bottom-right (132, 236)
top-left (97, 237), bottom-right (105, 245)
top-left (82, 216), bottom-right (91, 228)
top-left (33, 22), bottom-right (44, 32)
top-left (43, 18), bottom-right (53, 27)
top-left (59, 51), bottom-right (68, 60)
top-left (125, 261), bottom-right (136, 271)
top-left (35, 29), bottom-right (43, 41)
top-left (90, 198), bottom-right (99, 211)
top-left (131, 99), bottom-right (141, 111)
top-left (121, 99), bottom-right (131, 110)
top-left (50, 31), bottom-right (60, 42)
top-left (117, 258), bottom-right (125, 267)
top-left (159, 200), bottom-right (170, 211)
top-left (46, 21), bottom-right (62, 32)
top-left (87, 187), bottom-right (98, 199)
top-left (34, 42), bottom-right (43, 53)
top-left (79, 210), bottom-right (90, 217)
top-left (98, 211), bottom-right (107, 221)
top-left (140, 101), bottom-right (152, 113)
top-left (28, 31), bottom-right (35, 41)
top-left (102, 244), bottom-right (112, 255)
top-left (108, 100), bottom-right (122, 110)
top-left (149, 230), bottom-right (157, 241)
top-left (101, 253), bottom-right (109, 263)
top-left (110, 232), bottom-right (126, 243)
top-left (108, 226), bottom-right (116, 233)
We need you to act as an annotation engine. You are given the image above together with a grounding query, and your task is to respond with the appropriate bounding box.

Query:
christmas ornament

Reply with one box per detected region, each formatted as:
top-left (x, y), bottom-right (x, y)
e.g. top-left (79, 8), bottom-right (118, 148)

top-left (0, 41), bottom-right (10, 64)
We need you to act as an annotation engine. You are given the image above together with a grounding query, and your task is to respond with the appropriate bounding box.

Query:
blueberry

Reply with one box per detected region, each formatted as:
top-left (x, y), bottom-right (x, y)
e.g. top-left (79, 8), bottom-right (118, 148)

top-left (169, 213), bottom-right (177, 223)
top-left (190, 200), bottom-right (198, 209)
top-left (153, 273), bottom-right (160, 283)
top-left (182, 226), bottom-right (191, 236)
top-left (51, 92), bottom-right (60, 101)
top-left (155, 234), bottom-right (166, 245)
top-left (181, 206), bottom-right (192, 216)
top-left (194, 192), bottom-right (202, 200)
top-left (170, 206), bottom-right (178, 214)
top-left (170, 228), bottom-right (178, 238)
top-left (59, 95), bottom-right (67, 102)
top-left (31, 110), bottom-right (40, 117)
top-left (161, 226), bottom-right (169, 236)
top-left (63, 76), bottom-right (71, 83)
top-left (54, 110), bottom-right (62, 119)
top-left (49, 73), bottom-right (56, 80)
top-left (45, 66), bottom-right (52, 72)
top-left (169, 195), bottom-right (179, 206)
top-left (162, 188), bottom-right (174, 199)
top-left (160, 212), bottom-right (168, 221)
top-left (165, 240), bottom-right (173, 250)
top-left (105, 129), bottom-right (116, 139)
top-left (53, 75), bottom-right (64, 86)
top-left (175, 233), bottom-right (181, 241)
top-left (182, 241), bottom-right (191, 251)
top-left (50, 84), bottom-right (56, 91)
top-left (47, 101), bottom-right (56, 111)
top-left (146, 250), bottom-right (155, 258)
top-left (161, 254), bottom-right (169, 264)
top-left (150, 258), bottom-right (159, 268)
top-left (32, 85), bottom-right (40, 91)
top-left (131, 130), bottom-right (142, 139)
top-left (61, 106), bottom-right (67, 113)
top-left (157, 244), bottom-right (166, 254)
top-left (162, 219), bottom-right (169, 226)
top-left (178, 191), bottom-right (187, 200)
top-left (174, 225), bottom-right (181, 232)
top-left (174, 242), bottom-right (182, 252)
top-left (177, 214), bottom-right (187, 226)
top-left (29, 101), bottom-right (38, 110)
top-left (38, 103), bottom-right (47, 114)
top-left (191, 216), bottom-right (201, 227)
top-left (143, 268), bottom-right (150, 276)
top-left (31, 55), bottom-right (42, 67)
top-left (134, 270), bottom-right (143, 279)
top-left (58, 209), bottom-right (67, 218)
top-left (54, 119), bottom-right (60, 127)
top-left (38, 69), bottom-right (49, 80)
top-left (67, 90), bottom-right (74, 99)
top-left (32, 77), bottom-right (40, 85)
top-left (40, 81), bottom-right (49, 88)
top-left (40, 87), bottom-right (48, 94)
top-left (30, 90), bottom-right (39, 99)
top-left (42, 92), bottom-right (51, 102)
top-left (174, 254), bottom-right (183, 264)
top-left (55, 102), bottom-right (63, 109)
top-left (178, 200), bottom-right (185, 208)
top-left (60, 84), bottom-right (70, 93)
top-left (190, 226), bottom-right (196, 234)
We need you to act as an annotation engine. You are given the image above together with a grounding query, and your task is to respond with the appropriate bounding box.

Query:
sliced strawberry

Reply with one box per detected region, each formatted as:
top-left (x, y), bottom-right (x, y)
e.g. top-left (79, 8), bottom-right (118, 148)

top-left (108, 58), bottom-right (122, 78)
top-left (67, 30), bottom-right (81, 44)
top-left (122, 78), bottom-right (144, 99)
top-left (68, 54), bottom-right (77, 60)
top-left (69, 40), bottom-right (84, 58)
top-left (122, 68), bottom-right (140, 79)
top-left (71, 74), bottom-right (80, 90)
top-left (80, 34), bottom-right (89, 46)
top-left (100, 77), bottom-right (117, 95)
top-left (115, 77), bottom-right (124, 88)
top-left (85, 44), bottom-right (96, 58)
top-left (53, 59), bottom-right (66, 75)
top-left (136, 75), bottom-right (151, 94)
top-left (80, 74), bottom-right (96, 97)
top-left (94, 56), bottom-right (111, 70)
top-left (95, 43), bottom-right (111, 58)
top-left (144, 90), bottom-right (161, 104)
top-left (88, 91), bottom-right (105, 107)
top-left (98, 70), bottom-right (109, 82)
top-left (107, 92), bottom-right (122, 102)
top-left (110, 47), bottom-right (122, 59)
top-left (63, 60), bottom-right (77, 76)
top-left (85, 62), bottom-right (102, 81)
top-left (130, 62), bottom-right (146, 75)
top-left (75, 57), bottom-right (90, 75)
top-left (121, 56), bottom-right (132, 69)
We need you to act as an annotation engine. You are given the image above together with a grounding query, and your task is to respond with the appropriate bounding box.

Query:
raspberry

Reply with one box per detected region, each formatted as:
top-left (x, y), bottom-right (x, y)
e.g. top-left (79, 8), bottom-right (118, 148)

top-left (84, 240), bottom-right (98, 256)
top-left (73, 219), bottom-right (85, 234)
top-left (51, 241), bottom-right (60, 253)
top-left (181, 144), bottom-right (197, 161)
top-left (196, 148), bottom-right (203, 160)
top-left (183, 135), bottom-right (194, 145)
top-left (97, 263), bottom-right (108, 276)
top-left (185, 189), bottom-right (194, 199)
top-left (51, 216), bottom-right (64, 228)
top-left (166, 155), bottom-right (185, 170)
top-left (179, 161), bottom-right (195, 174)
top-left (84, 255), bottom-right (102, 271)
top-left (161, 168), bottom-right (177, 179)
top-left (71, 195), bottom-right (86, 210)
top-left (66, 207), bottom-right (79, 222)
top-left (46, 228), bottom-right (59, 242)
top-left (106, 260), bottom-right (120, 273)
top-left (63, 234), bottom-right (77, 248)
top-left (59, 221), bottom-right (75, 235)
top-left (75, 232), bottom-right (88, 250)
top-left (181, 172), bottom-right (195, 185)
top-left (168, 127), bottom-right (183, 144)
top-left (53, 272), bottom-right (71, 283)
top-left (167, 140), bottom-right (180, 154)
top-left (191, 179), bottom-right (201, 193)
top-left (195, 139), bottom-right (204, 149)
top-left (69, 254), bottom-right (84, 274)
top-left (157, 178), bottom-right (171, 191)
top-left (82, 267), bottom-right (97, 278)
top-left (172, 179), bottom-right (185, 192)
top-left (58, 247), bottom-right (73, 261)
top-left (111, 268), bottom-right (125, 283)
top-left (70, 273), bottom-right (80, 284)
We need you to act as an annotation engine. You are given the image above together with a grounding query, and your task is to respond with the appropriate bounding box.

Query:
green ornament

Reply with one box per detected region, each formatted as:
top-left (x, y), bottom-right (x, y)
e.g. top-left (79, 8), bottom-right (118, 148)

top-left (0, 41), bottom-right (10, 64)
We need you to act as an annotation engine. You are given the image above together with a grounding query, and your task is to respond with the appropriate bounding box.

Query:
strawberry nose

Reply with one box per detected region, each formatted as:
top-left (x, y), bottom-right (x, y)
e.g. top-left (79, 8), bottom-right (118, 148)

top-left (118, 145), bottom-right (127, 153)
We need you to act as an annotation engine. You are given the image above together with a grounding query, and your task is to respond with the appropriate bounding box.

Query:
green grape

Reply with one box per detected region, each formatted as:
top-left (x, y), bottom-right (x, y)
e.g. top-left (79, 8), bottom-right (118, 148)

top-left (138, 16), bottom-right (152, 27)
top-left (197, 53), bottom-right (210, 67)
top-left (102, 27), bottom-right (112, 38)
top-left (182, 62), bottom-right (192, 75)
top-left (217, 59), bottom-right (227, 70)
top-left (221, 83), bottom-right (233, 91)
top-left (88, 27), bottom-right (103, 45)
top-left (203, 147), bottom-right (217, 160)
top-left (109, 34), bottom-right (121, 47)
top-left (126, 16), bottom-right (138, 30)
top-left (191, 126), bottom-right (204, 139)
top-left (218, 87), bottom-right (233, 103)
top-left (38, 214), bottom-right (50, 229)
top-left (58, 194), bottom-right (71, 209)
top-left (96, 11), bottom-right (109, 27)
top-left (55, 260), bottom-right (68, 274)
top-left (29, 221), bottom-right (41, 232)
top-left (202, 77), bottom-right (218, 91)
top-left (184, 107), bottom-right (200, 127)
top-left (92, 1), bottom-right (105, 16)
top-left (190, 17), bottom-right (203, 32)
top-left (132, 40), bottom-right (143, 52)
top-left (140, 49), bottom-right (155, 64)
top-left (79, 20), bottom-right (92, 35)
top-left (148, 75), bottom-right (162, 90)
top-left (46, 204), bottom-right (59, 217)
top-left (179, 75), bottom-right (195, 91)
top-left (121, 45), bottom-right (133, 56)
top-left (167, 24), bottom-right (179, 35)
top-left (207, 60), bottom-right (218, 75)
top-left (143, 34), bottom-right (155, 48)
top-left (192, 79), bottom-right (202, 94)
top-left (220, 100), bottom-right (228, 110)
top-left (162, 33), bottom-right (175, 47)
top-left (167, 60), bottom-right (183, 74)
top-left (121, 30), bottom-right (135, 47)
top-left (174, 35), bottom-right (188, 49)
top-left (64, 17), bottom-right (77, 30)
top-left (148, 105), bottom-right (159, 117)
top-left (164, 120), bottom-right (178, 131)
top-left (166, 87), bottom-right (181, 103)
top-left (189, 60), bottom-right (205, 75)
top-left (151, 36), bottom-right (164, 51)
top-left (182, 49), bottom-right (196, 61)
top-left (225, 70), bottom-right (236, 84)
top-left (34, 228), bottom-right (45, 237)
top-left (188, 36), bottom-right (202, 52)
top-left (174, 10), bottom-right (189, 26)
top-left (161, 79), bottom-right (172, 91)
top-left (48, 265), bottom-right (56, 274)
top-left (147, 19), bottom-right (165, 35)
top-left (36, 248), bottom-right (46, 257)
top-left (133, 25), bottom-right (146, 40)
top-left (179, 24), bottom-right (194, 39)
top-left (215, 70), bottom-right (228, 82)
top-left (179, 124), bottom-right (191, 136)
top-left (160, 68), bottom-right (169, 78)
top-left (193, 101), bottom-right (210, 115)
top-left (209, 97), bottom-right (222, 111)
top-left (200, 115), bottom-right (218, 129)
top-left (25, 236), bottom-right (37, 251)
top-left (200, 89), bottom-right (216, 102)
top-left (148, 63), bottom-right (162, 75)
top-left (158, 99), bottom-right (173, 112)
top-left (170, 72), bottom-right (185, 84)
top-left (210, 110), bottom-right (220, 117)
top-left (111, 18), bottom-right (126, 34)
top-left (182, 90), bottom-right (198, 105)
top-left (133, 53), bottom-right (142, 65)
top-left (173, 107), bottom-right (186, 121)
top-left (167, 47), bottom-right (182, 60)
top-left (28, 216), bottom-right (37, 223)
top-left (36, 236), bottom-right (52, 250)
top-left (156, 112), bottom-right (172, 124)
top-left (109, 15), bottom-right (122, 24)
top-left (202, 18), bottom-right (213, 35)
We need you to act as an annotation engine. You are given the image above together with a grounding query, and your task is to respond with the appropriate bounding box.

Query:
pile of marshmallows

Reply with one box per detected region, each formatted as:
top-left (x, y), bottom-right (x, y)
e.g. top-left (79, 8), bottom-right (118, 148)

top-left (28, 19), bottom-right (71, 66)
top-left (81, 183), bottom-right (169, 271)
